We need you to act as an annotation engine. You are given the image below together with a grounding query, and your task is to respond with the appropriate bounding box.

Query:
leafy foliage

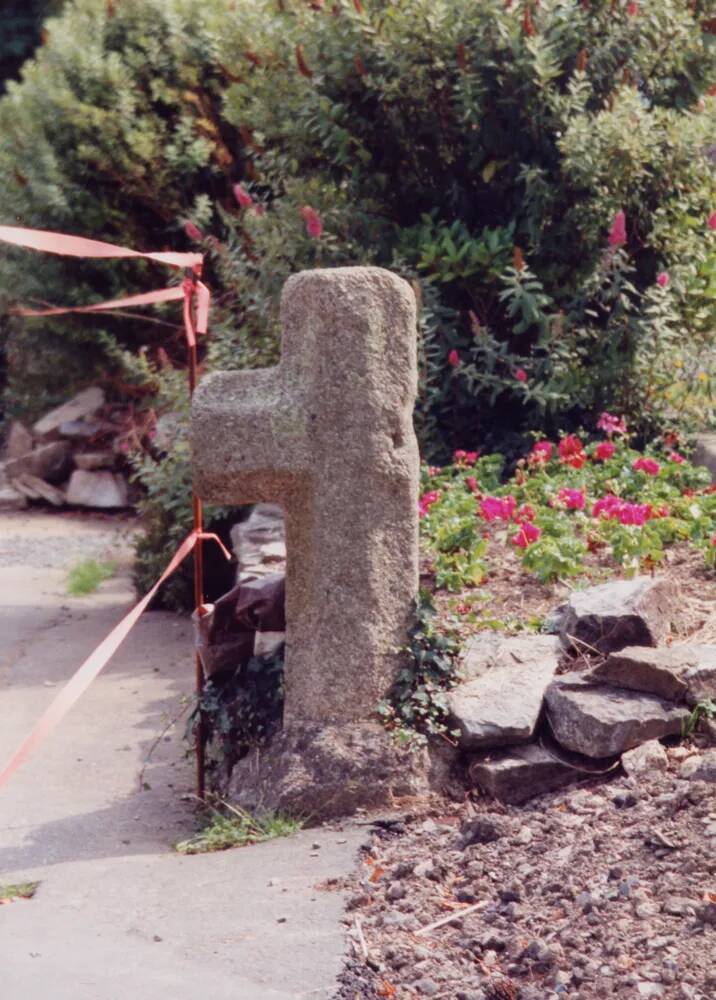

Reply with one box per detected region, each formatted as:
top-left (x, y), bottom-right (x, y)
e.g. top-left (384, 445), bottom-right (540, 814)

top-left (378, 592), bottom-right (462, 749)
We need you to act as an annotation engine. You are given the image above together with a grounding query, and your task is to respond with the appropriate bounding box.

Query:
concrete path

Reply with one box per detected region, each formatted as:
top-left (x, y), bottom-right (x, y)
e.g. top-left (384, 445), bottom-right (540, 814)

top-left (0, 512), bottom-right (362, 1000)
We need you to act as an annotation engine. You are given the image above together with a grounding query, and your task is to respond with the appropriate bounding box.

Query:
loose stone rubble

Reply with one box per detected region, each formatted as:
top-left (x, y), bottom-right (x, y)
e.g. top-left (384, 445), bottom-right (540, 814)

top-left (0, 387), bottom-right (131, 510)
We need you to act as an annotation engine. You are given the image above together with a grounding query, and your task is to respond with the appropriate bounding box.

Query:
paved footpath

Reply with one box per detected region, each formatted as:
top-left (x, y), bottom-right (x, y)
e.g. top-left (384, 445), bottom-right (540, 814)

top-left (0, 512), bottom-right (362, 1000)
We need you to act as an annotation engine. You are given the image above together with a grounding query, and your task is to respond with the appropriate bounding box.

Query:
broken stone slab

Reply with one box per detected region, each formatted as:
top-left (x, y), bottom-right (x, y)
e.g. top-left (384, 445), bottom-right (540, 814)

top-left (559, 576), bottom-right (677, 655)
top-left (0, 479), bottom-right (28, 510)
top-left (231, 503), bottom-right (286, 582)
top-left (679, 749), bottom-right (716, 783)
top-left (10, 474), bottom-right (65, 507)
top-left (468, 743), bottom-right (577, 804)
top-left (591, 644), bottom-right (716, 705)
top-left (621, 739), bottom-right (668, 777)
top-left (693, 433), bottom-right (716, 483)
top-left (58, 419), bottom-right (103, 439)
top-left (545, 672), bottom-right (689, 758)
top-left (3, 440), bottom-right (72, 484)
top-left (447, 634), bottom-right (561, 749)
top-left (74, 450), bottom-right (116, 471)
top-left (65, 470), bottom-right (128, 508)
top-left (33, 387), bottom-right (104, 438)
top-left (3, 420), bottom-right (33, 459)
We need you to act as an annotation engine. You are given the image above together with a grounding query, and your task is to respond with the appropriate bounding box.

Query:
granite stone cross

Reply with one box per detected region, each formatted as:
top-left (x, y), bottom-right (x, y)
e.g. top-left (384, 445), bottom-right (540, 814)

top-left (192, 267), bottom-right (419, 732)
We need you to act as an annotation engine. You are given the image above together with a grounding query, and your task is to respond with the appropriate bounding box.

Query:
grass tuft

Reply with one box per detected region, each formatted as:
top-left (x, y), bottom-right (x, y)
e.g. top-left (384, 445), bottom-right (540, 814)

top-left (66, 558), bottom-right (117, 596)
top-left (0, 881), bottom-right (40, 902)
top-left (174, 802), bottom-right (302, 855)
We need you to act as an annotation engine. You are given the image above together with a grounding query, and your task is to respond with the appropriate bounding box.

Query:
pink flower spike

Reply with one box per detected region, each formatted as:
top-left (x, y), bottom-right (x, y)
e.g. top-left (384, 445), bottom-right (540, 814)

top-left (669, 451), bottom-right (685, 464)
top-left (299, 205), bottom-right (323, 238)
top-left (627, 1), bottom-right (638, 15)
top-left (515, 368), bottom-right (527, 383)
top-left (453, 450), bottom-right (467, 464)
top-left (184, 221), bottom-right (202, 241)
top-left (632, 457), bottom-right (661, 476)
top-left (233, 183), bottom-right (253, 208)
top-left (448, 349), bottom-right (460, 368)
top-left (597, 412), bottom-right (627, 436)
top-left (656, 271), bottom-right (669, 288)
top-left (465, 476), bottom-right (479, 494)
top-left (608, 210), bottom-right (627, 247)
top-left (708, 210), bottom-right (716, 231)
top-left (512, 521), bottom-right (541, 549)
top-left (465, 450), bottom-right (480, 465)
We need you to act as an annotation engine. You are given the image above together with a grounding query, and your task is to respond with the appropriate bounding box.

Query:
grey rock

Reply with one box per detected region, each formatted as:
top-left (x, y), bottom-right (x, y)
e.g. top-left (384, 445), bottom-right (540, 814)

top-left (414, 979), bottom-right (439, 996)
top-left (662, 897), bottom-right (696, 916)
top-left (74, 450), bottom-right (116, 471)
top-left (448, 634), bottom-right (561, 749)
top-left (3, 440), bottom-right (72, 484)
top-left (65, 470), bottom-right (128, 508)
top-left (232, 503), bottom-right (286, 582)
top-left (3, 420), bottom-right (33, 459)
top-left (679, 749), bottom-right (716, 783)
top-left (592, 644), bottom-right (716, 704)
top-left (468, 743), bottom-right (576, 804)
top-left (0, 473), bottom-right (28, 510)
top-left (637, 984), bottom-right (665, 998)
top-left (545, 672), bottom-right (689, 758)
top-left (621, 739), bottom-right (668, 777)
top-left (33, 386), bottom-right (104, 437)
top-left (559, 577), bottom-right (677, 655)
top-left (697, 901), bottom-right (716, 925)
top-left (58, 419), bottom-right (102, 438)
top-left (459, 814), bottom-right (508, 848)
top-left (693, 433), bottom-right (716, 483)
top-left (10, 473), bottom-right (65, 507)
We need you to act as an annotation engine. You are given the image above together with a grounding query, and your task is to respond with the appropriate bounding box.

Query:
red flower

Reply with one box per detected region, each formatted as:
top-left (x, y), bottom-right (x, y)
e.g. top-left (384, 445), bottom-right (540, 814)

top-left (595, 441), bottom-right (616, 461)
top-left (233, 183), bottom-right (253, 208)
top-left (656, 271), bottom-right (669, 288)
top-left (299, 205), bottom-right (323, 238)
top-left (559, 435), bottom-right (587, 469)
top-left (632, 457), bottom-right (660, 476)
top-left (528, 440), bottom-right (553, 465)
top-left (608, 210), bottom-right (626, 247)
top-left (709, 211), bottom-right (716, 232)
top-left (627, 1), bottom-right (638, 15)
top-left (514, 503), bottom-right (536, 523)
top-left (480, 495), bottom-right (516, 522)
top-left (669, 451), bottom-right (685, 464)
top-left (512, 521), bottom-right (541, 548)
top-left (448, 349), bottom-right (460, 368)
top-left (558, 488), bottom-right (586, 511)
top-left (465, 476), bottom-right (479, 494)
top-left (453, 450), bottom-right (467, 464)
top-left (418, 490), bottom-right (441, 518)
top-left (465, 450), bottom-right (480, 465)
top-left (184, 221), bottom-right (202, 241)
top-left (515, 368), bottom-right (527, 383)
top-left (253, 203), bottom-right (267, 217)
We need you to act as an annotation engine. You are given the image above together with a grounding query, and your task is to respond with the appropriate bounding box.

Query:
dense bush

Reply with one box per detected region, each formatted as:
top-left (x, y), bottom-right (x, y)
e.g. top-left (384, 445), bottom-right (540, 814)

top-left (1, 0), bottom-right (714, 602)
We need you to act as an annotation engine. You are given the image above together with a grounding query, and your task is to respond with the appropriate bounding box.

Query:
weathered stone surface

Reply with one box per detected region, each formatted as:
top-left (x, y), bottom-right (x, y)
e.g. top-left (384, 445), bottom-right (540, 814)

top-left (679, 749), bottom-right (716, 783)
top-left (58, 419), bottom-right (102, 439)
top-left (545, 672), bottom-right (689, 758)
top-left (3, 421), bottom-right (33, 459)
top-left (559, 577), bottom-right (677, 655)
top-left (693, 433), bottom-right (716, 483)
top-left (10, 473), bottom-right (65, 506)
top-left (3, 440), bottom-right (72, 484)
top-left (74, 450), bottom-right (115, 471)
top-left (621, 739), bottom-right (668, 777)
top-left (226, 723), bottom-right (429, 820)
top-left (448, 634), bottom-right (561, 749)
top-left (193, 267), bottom-right (418, 728)
top-left (33, 386), bottom-right (104, 437)
top-left (592, 644), bottom-right (716, 705)
top-left (468, 744), bottom-right (576, 804)
top-left (65, 470), bottom-right (127, 508)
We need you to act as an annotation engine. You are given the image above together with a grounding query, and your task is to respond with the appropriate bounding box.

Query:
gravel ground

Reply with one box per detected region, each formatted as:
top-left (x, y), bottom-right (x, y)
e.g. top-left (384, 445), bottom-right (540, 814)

top-left (334, 746), bottom-right (716, 1000)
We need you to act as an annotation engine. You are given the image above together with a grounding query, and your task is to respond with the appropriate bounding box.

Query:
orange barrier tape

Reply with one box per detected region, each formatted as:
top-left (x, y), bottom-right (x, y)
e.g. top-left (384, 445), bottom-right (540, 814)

top-left (0, 531), bottom-right (231, 791)
top-left (0, 225), bottom-right (202, 269)
top-left (12, 285), bottom-right (185, 317)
